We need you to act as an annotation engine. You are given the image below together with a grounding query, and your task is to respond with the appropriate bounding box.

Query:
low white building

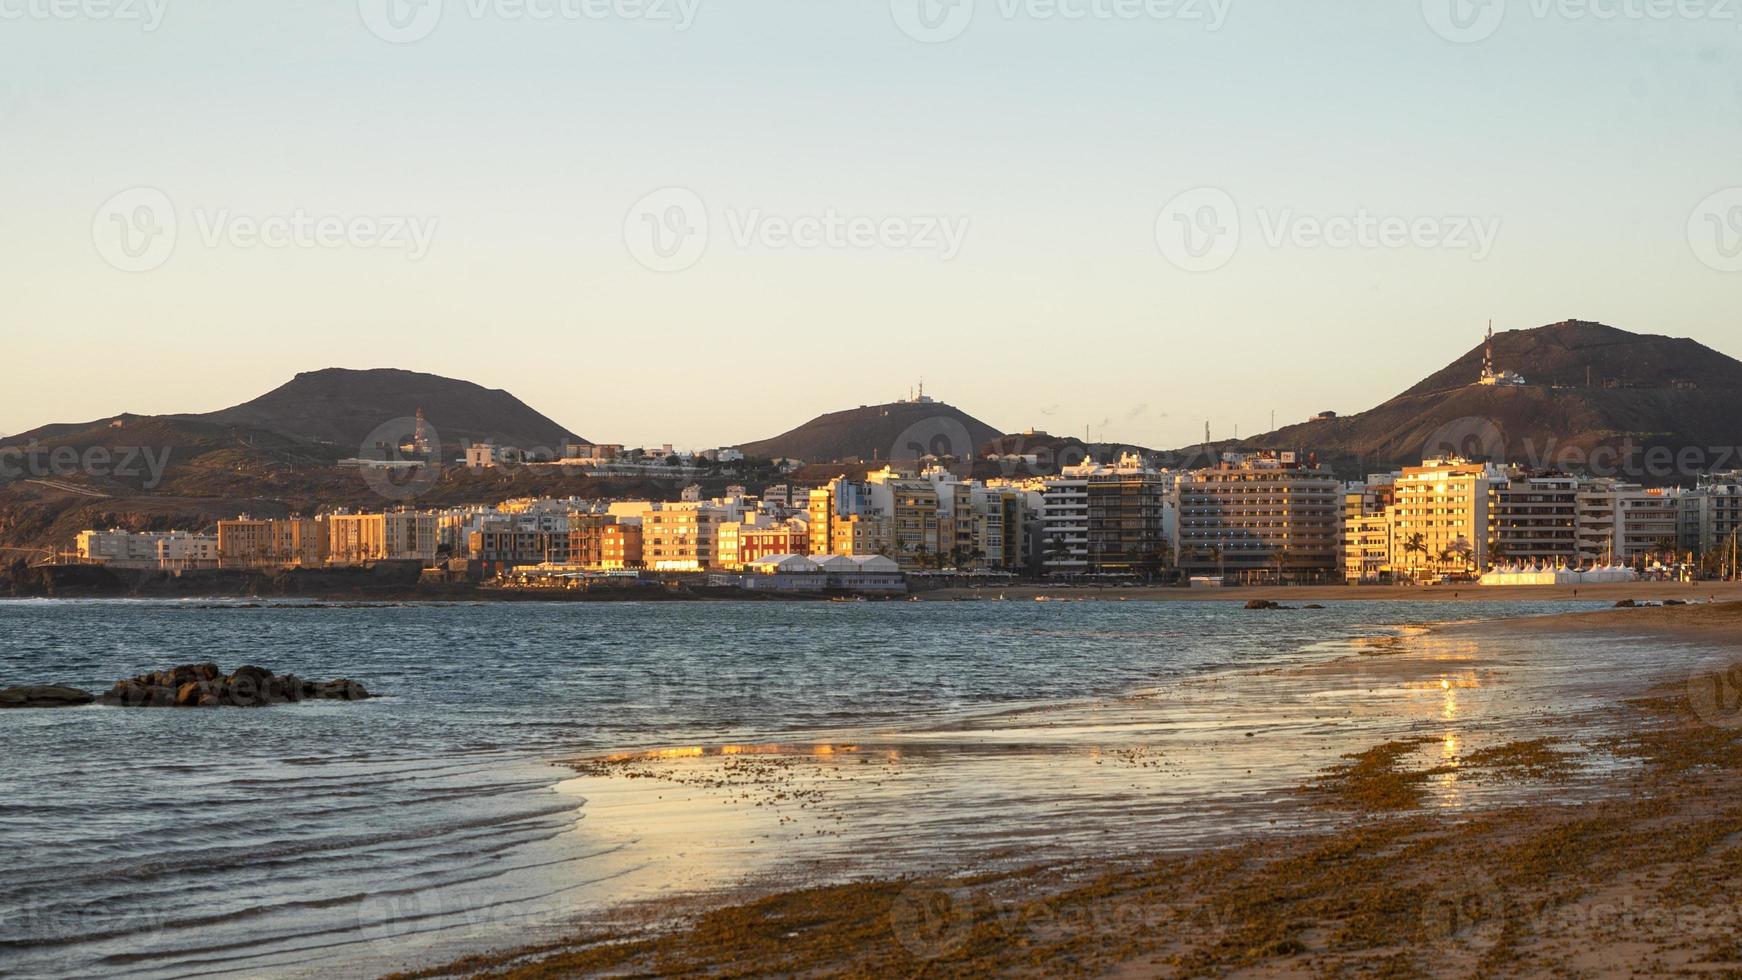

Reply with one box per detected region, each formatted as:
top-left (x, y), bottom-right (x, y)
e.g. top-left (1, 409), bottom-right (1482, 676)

top-left (813, 554), bottom-right (906, 592)
top-left (76, 530), bottom-right (219, 570)
top-left (710, 553), bottom-right (905, 593)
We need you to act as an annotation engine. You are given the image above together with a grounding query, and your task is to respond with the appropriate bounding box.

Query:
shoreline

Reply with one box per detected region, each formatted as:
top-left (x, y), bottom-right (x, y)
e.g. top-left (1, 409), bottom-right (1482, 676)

top-left (918, 579), bottom-right (1742, 603)
top-left (388, 600), bottom-right (1742, 979)
top-left (6, 578), bottom-right (1740, 605)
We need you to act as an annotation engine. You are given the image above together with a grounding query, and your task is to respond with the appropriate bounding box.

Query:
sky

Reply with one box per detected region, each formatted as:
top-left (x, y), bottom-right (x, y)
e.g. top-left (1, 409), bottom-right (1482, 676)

top-left (2, 0), bottom-right (1740, 450)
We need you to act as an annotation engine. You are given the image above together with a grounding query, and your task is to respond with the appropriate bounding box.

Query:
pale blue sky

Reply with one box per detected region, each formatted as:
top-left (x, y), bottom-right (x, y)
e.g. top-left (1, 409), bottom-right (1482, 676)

top-left (3, 0), bottom-right (1739, 449)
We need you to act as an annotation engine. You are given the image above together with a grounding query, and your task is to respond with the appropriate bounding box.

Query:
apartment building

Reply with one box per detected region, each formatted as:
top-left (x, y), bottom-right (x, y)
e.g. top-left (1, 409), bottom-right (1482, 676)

top-left (1490, 474), bottom-right (1580, 566)
top-left (1693, 473), bottom-right (1742, 559)
top-left (600, 519), bottom-right (644, 569)
top-left (867, 470), bottom-right (942, 569)
top-left (716, 514), bottom-right (809, 570)
top-left (807, 478), bottom-right (890, 558)
top-left (216, 517), bottom-right (325, 568)
top-left (468, 517), bottom-right (569, 570)
top-left (1175, 452), bottom-right (1341, 582)
top-left (972, 484), bottom-right (1033, 571)
top-left (1341, 479), bottom-right (1396, 584)
top-left (641, 502), bottom-right (726, 571)
top-left (327, 512), bottom-right (439, 565)
top-left (1389, 457), bottom-right (1506, 580)
top-left (1617, 488), bottom-right (1694, 561)
top-left (1040, 469), bottom-right (1089, 576)
top-left (76, 530), bottom-right (219, 570)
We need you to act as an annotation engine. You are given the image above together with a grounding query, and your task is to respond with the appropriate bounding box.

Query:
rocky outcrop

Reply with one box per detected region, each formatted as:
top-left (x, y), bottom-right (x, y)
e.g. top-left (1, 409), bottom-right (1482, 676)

top-left (0, 686), bottom-right (95, 708)
top-left (99, 664), bottom-right (372, 708)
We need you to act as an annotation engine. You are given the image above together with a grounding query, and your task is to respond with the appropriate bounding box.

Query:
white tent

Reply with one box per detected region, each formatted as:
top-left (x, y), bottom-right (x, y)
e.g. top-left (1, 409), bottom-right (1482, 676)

top-left (1478, 563), bottom-right (1637, 586)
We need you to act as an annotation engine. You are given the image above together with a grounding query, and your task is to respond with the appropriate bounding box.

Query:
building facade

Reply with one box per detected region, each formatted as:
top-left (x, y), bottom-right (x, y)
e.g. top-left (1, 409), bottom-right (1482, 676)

top-left (1175, 452), bottom-right (1341, 582)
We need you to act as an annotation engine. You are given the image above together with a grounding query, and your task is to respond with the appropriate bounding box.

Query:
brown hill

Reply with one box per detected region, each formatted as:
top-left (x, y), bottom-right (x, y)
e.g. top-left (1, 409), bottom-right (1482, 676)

top-left (1240, 321), bottom-right (1742, 480)
top-left (192, 368), bottom-right (583, 454)
top-left (738, 400), bottom-right (1004, 464)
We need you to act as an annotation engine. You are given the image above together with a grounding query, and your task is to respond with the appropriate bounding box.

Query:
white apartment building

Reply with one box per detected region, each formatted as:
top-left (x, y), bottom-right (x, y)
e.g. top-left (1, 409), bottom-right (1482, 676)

top-left (1041, 470), bottom-right (1090, 576)
top-left (76, 530), bottom-right (220, 570)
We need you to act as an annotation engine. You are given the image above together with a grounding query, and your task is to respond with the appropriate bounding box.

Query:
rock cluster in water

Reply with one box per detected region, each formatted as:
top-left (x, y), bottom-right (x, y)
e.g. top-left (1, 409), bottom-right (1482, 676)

top-left (99, 664), bottom-right (372, 708)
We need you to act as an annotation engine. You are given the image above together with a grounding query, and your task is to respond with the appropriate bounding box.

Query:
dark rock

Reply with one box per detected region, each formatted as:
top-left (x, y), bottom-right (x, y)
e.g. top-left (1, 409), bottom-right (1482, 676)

top-left (311, 680), bottom-right (371, 702)
top-left (0, 686), bottom-right (95, 709)
top-left (1304, 604), bottom-right (1326, 610)
top-left (96, 664), bottom-right (372, 708)
top-left (1664, 599), bottom-right (1687, 606)
top-left (1244, 600), bottom-right (1282, 610)
top-left (1614, 599), bottom-right (1637, 608)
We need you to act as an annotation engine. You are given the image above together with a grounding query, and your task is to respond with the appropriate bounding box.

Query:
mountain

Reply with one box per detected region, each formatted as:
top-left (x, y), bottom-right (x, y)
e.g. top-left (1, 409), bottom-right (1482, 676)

top-left (737, 399), bottom-right (1004, 464)
top-left (1236, 320), bottom-right (1742, 479)
top-left (192, 369), bottom-right (584, 454)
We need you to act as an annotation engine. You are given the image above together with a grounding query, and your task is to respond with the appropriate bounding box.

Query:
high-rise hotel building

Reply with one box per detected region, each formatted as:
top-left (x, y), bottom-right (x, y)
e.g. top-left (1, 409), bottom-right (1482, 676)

top-left (1390, 457), bottom-right (1506, 579)
top-left (1175, 452), bottom-right (1341, 582)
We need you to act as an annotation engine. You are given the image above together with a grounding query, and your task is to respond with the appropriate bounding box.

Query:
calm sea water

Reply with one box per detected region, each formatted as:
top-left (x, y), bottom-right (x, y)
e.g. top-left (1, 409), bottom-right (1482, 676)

top-left (0, 597), bottom-right (1603, 979)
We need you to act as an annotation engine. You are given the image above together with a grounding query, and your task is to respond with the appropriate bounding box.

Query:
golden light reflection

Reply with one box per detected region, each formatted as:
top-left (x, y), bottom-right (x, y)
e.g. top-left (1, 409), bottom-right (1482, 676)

top-left (1434, 730), bottom-right (1464, 807)
top-left (592, 743), bottom-right (864, 764)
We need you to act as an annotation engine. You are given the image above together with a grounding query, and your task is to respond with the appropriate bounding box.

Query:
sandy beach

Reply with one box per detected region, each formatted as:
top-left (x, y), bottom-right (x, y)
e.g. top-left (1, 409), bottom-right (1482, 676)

top-left (379, 600), bottom-right (1742, 978)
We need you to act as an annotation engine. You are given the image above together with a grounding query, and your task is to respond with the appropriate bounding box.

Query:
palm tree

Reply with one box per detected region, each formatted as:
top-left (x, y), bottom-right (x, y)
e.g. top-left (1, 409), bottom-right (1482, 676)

top-left (1402, 533), bottom-right (1428, 583)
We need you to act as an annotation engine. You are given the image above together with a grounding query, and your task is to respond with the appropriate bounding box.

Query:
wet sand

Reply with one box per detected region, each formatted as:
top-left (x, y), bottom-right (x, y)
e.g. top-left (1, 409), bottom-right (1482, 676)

top-left (388, 602), bottom-right (1742, 978)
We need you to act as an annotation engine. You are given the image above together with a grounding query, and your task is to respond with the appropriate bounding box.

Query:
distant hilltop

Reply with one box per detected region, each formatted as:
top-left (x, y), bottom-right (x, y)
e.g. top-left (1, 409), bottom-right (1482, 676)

top-left (189, 368), bottom-right (584, 453)
top-left (1237, 320), bottom-right (1742, 474)
top-left (735, 394), bottom-right (1004, 464)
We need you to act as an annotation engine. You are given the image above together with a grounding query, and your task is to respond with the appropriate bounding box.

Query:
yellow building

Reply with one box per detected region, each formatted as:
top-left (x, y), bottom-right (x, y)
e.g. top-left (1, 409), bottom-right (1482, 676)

top-left (327, 512), bottom-right (438, 565)
top-left (1390, 457), bottom-right (1504, 580)
top-left (807, 479), bottom-right (891, 558)
top-left (642, 503), bottom-right (725, 571)
top-left (217, 517), bottom-right (325, 568)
